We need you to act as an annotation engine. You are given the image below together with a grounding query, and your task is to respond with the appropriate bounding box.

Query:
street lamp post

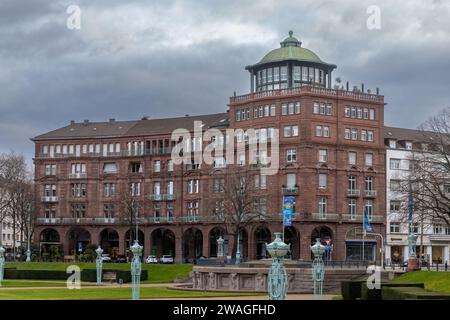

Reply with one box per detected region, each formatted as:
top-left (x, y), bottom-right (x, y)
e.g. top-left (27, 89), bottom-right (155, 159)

top-left (0, 246), bottom-right (5, 287)
top-left (266, 232), bottom-right (290, 300)
top-left (95, 246), bottom-right (103, 286)
top-left (217, 236), bottom-right (224, 262)
top-left (130, 240), bottom-right (143, 300)
top-left (310, 238), bottom-right (326, 299)
top-left (235, 231), bottom-right (241, 265)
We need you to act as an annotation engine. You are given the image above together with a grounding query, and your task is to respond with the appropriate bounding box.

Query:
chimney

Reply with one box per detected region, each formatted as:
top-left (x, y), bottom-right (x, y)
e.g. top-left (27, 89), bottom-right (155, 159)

top-left (361, 83), bottom-right (364, 93)
top-left (346, 81), bottom-right (349, 91)
top-left (376, 87), bottom-right (380, 95)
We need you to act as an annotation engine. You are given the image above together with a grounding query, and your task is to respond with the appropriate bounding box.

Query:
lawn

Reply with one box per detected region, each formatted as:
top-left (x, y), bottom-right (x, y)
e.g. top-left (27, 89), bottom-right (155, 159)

top-left (1, 280), bottom-right (66, 287)
top-left (5, 262), bottom-right (193, 283)
top-left (0, 286), bottom-right (259, 300)
top-left (393, 271), bottom-right (450, 294)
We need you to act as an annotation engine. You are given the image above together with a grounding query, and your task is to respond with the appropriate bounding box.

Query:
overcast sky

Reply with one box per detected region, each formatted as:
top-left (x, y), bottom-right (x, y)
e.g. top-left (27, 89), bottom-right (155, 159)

top-left (1, 0), bottom-right (450, 162)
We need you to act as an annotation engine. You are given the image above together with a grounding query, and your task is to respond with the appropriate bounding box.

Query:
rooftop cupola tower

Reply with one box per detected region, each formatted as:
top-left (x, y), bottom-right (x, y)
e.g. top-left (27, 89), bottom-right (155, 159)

top-left (245, 31), bottom-right (337, 92)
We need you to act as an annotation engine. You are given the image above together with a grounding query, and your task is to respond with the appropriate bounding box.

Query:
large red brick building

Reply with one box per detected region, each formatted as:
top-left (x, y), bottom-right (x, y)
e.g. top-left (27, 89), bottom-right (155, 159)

top-left (33, 31), bottom-right (386, 263)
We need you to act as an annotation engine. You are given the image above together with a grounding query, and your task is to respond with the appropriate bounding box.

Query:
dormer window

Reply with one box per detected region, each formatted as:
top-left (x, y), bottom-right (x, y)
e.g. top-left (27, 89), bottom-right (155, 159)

top-left (405, 141), bottom-right (413, 150)
top-left (389, 139), bottom-right (397, 148)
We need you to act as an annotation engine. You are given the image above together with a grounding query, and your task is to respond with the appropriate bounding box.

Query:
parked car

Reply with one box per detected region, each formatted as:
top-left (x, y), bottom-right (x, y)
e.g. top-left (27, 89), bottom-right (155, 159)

top-left (114, 255), bottom-right (127, 263)
top-left (145, 255), bottom-right (158, 264)
top-left (160, 255), bottom-right (174, 264)
top-left (101, 254), bottom-right (112, 262)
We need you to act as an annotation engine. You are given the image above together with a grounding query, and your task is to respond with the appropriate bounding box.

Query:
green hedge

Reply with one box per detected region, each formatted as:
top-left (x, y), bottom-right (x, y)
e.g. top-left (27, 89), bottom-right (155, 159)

top-left (361, 282), bottom-right (424, 300)
top-left (341, 280), bottom-right (365, 300)
top-left (382, 286), bottom-right (450, 300)
top-left (4, 268), bottom-right (147, 283)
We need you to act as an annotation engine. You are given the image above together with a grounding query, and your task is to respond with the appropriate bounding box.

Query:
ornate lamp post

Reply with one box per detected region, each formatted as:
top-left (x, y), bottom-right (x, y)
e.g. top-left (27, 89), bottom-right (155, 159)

top-left (130, 240), bottom-right (143, 300)
top-left (310, 238), bottom-right (326, 299)
top-left (217, 236), bottom-right (225, 262)
top-left (0, 246), bottom-right (5, 287)
top-left (235, 231), bottom-right (241, 265)
top-left (266, 232), bottom-right (290, 300)
top-left (95, 246), bottom-right (103, 286)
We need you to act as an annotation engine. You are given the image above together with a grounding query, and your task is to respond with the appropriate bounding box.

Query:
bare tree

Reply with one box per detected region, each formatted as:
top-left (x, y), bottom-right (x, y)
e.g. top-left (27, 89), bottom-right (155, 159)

top-left (207, 166), bottom-right (268, 259)
top-left (396, 108), bottom-right (450, 260)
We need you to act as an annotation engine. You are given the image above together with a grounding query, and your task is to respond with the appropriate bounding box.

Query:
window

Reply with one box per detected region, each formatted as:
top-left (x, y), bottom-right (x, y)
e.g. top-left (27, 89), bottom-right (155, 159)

top-left (71, 204), bottom-right (86, 219)
top-left (154, 160), bottom-right (161, 172)
top-left (45, 164), bottom-right (57, 176)
top-left (261, 175), bottom-right (267, 189)
top-left (405, 142), bottom-right (413, 150)
top-left (129, 162), bottom-right (143, 173)
top-left (213, 157), bottom-right (226, 168)
top-left (357, 107), bottom-right (363, 119)
top-left (326, 104), bottom-right (332, 115)
top-left (365, 153), bottom-right (373, 166)
top-left (103, 163), bottom-right (117, 174)
top-left (313, 102), bottom-right (319, 114)
top-left (348, 176), bottom-right (357, 191)
top-left (319, 149), bottom-right (328, 163)
top-left (365, 200), bottom-right (373, 220)
top-left (284, 125), bottom-right (299, 137)
top-left (390, 179), bottom-right (401, 191)
top-left (345, 128), bottom-right (351, 140)
top-left (44, 184), bottom-right (57, 197)
top-left (390, 222), bottom-right (400, 233)
top-left (286, 173), bottom-right (296, 188)
top-left (130, 182), bottom-right (141, 196)
top-left (187, 201), bottom-right (199, 220)
top-left (167, 160), bottom-right (173, 172)
top-left (389, 140), bottom-right (397, 148)
top-left (71, 163), bottom-right (86, 174)
top-left (71, 183), bottom-right (86, 197)
top-left (104, 204), bottom-right (115, 219)
top-left (286, 149), bottom-right (297, 162)
top-left (390, 159), bottom-right (401, 169)
top-left (264, 105), bottom-right (270, 117)
top-left (319, 103), bottom-right (325, 114)
top-left (213, 178), bottom-right (225, 193)
top-left (344, 106), bottom-right (350, 117)
top-left (188, 179), bottom-right (200, 194)
top-left (235, 110), bottom-right (241, 122)
top-left (361, 130), bottom-right (367, 141)
top-left (319, 174), bottom-right (327, 189)
top-left (316, 125), bottom-right (322, 137)
top-left (365, 176), bottom-right (374, 191)
top-left (348, 152), bottom-right (357, 165)
top-left (433, 224), bottom-right (443, 234)
top-left (351, 129), bottom-right (358, 140)
top-left (103, 183), bottom-right (116, 197)
top-left (288, 103), bottom-right (294, 115)
top-left (367, 131), bottom-right (374, 142)
top-left (323, 126), bottom-right (330, 137)
top-left (318, 197), bottom-right (327, 215)
top-left (351, 107), bottom-right (356, 118)
top-left (348, 199), bottom-right (356, 219)
top-left (270, 104), bottom-right (276, 116)
top-left (295, 102), bottom-right (301, 114)
top-left (390, 201), bottom-right (401, 212)
top-left (369, 109), bottom-right (375, 120)
top-left (281, 104), bottom-right (288, 115)
top-left (363, 108), bottom-right (369, 119)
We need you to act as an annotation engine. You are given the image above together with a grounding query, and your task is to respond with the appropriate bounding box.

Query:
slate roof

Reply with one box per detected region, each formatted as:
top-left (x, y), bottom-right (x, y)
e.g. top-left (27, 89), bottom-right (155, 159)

top-left (33, 113), bottom-right (229, 141)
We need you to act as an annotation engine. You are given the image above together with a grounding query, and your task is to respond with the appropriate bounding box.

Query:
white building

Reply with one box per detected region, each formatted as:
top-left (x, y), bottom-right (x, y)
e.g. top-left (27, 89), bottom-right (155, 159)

top-left (385, 127), bottom-right (450, 265)
top-left (0, 216), bottom-right (22, 250)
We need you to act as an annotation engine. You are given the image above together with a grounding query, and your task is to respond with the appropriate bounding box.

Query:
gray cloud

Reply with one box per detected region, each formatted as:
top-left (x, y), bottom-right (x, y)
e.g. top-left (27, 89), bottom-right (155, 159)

top-left (1, 0), bottom-right (450, 162)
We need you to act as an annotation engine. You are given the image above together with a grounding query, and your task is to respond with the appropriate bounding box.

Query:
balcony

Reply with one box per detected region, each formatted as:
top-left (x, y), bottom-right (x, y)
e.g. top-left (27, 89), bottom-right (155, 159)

top-left (165, 194), bottom-right (176, 201)
top-left (282, 187), bottom-right (299, 196)
top-left (144, 147), bottom-right (173, 156)
top-left (347, 189), bottom-right (360, 197)
top-left (186, 164), bottom-right (201, 171)
top-left (148, 216), bottom-right (175, 224)
top-left (364, 190), bottom-right (377, 197)
top-left (178, 215), bottom-right (200, 223)
top-left (229, 85), bottom-right (384, 104)
top-left (42, 196), bottom-right (58, 202)
top-left (149, 194), bottom-right (163, 201)
top-left (341, 214), bottom-right (384, 223)
top-left (68, 172), bottom-right (87, 179)
top-left (93, 218), bottom-right (117, 224)
top-left (36, 218), bottom-right (61, 224)
top-left (311, 213), bottom-right (339, 221)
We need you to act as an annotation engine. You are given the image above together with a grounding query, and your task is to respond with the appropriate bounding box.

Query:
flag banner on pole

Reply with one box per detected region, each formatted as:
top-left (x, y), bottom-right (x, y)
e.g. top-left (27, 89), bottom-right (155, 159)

top-left (283, 196), bottom-right (295, 226)
top-left (363, 206), bottom-right (373, 233)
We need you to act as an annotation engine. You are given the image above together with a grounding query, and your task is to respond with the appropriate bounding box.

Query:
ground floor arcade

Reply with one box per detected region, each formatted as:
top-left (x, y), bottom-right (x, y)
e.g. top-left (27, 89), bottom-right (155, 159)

top-left (35, 221), bottom-right (385, 263)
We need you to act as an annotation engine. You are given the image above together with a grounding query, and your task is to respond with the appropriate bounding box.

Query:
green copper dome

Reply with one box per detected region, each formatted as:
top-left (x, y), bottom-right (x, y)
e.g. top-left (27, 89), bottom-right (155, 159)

top-left (257, 31), bottom-right (324, 65)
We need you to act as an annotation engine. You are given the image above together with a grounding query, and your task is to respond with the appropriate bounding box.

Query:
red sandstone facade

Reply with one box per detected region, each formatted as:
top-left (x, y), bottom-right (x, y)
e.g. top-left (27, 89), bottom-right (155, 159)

top-left (32, 32), bottom-right (386, 263)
